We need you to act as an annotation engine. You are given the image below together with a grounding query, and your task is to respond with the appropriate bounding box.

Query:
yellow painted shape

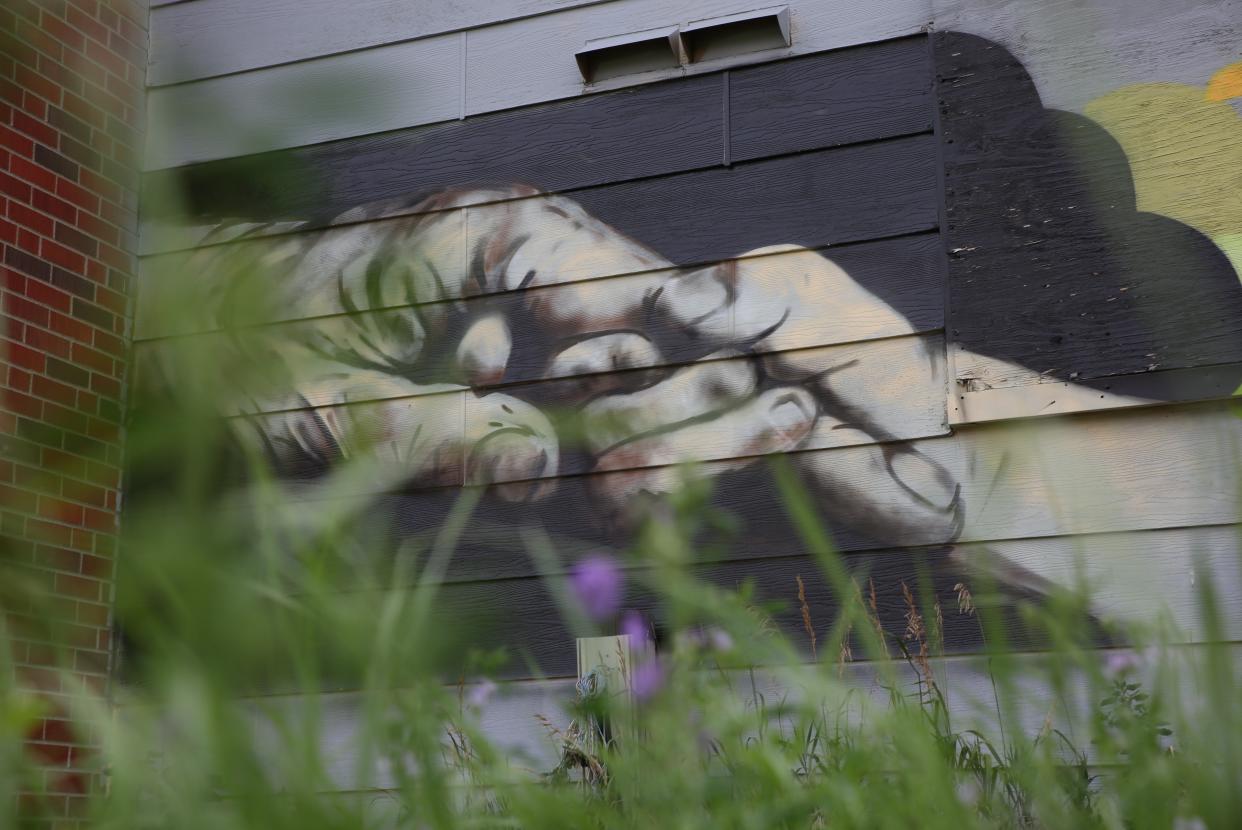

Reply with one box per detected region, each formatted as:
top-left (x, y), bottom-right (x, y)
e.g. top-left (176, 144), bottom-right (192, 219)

top-left (1085, 83), bottom-right (1242, 278)
top-left (1206, 61), bottom-right (1242, 101)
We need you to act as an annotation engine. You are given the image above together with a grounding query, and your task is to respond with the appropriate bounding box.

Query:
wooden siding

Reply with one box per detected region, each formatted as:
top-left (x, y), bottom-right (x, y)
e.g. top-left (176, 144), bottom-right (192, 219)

top-left (144, 0), bottom-right (935, 168)
top-left (133, 0), bottom-right (1242, 777)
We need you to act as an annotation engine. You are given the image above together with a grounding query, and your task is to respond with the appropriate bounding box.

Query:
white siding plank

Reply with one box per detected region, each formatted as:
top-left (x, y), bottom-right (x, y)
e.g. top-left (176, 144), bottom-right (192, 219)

top-left (464, 0), bottom-right (933, 116)
top-left (149, 0), bottom-right (607, 86)
top-left (932, 0), bottom-right (1242, 114)
top-left (145, 34), bottom-right (462, 169)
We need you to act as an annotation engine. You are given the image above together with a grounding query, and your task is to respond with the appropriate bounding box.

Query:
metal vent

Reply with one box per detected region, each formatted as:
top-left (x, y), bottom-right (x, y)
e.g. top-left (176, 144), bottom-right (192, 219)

top-left (575, 26), bottom-right (683, 83)
top-left (681, 6), bottom-right (791, 63)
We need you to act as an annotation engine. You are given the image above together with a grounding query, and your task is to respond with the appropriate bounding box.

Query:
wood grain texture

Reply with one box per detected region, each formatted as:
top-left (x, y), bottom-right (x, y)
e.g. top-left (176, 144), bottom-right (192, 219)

top-left (149, 0), bottom-right (606, 86)
top-left (935, 32), bottom-right (1242, 404)
top-left (142, 40), bottom-right (935, 237)
top-left (951, 357), bottom-right (1242, 424)
top-left (216, 402), bottom-right (1242, 594)
top-left (145, 1), bottom-right (936, 171)
top-left (932, 0), bottom-right (1242, 113)
top-left (728, 36), bottom-right (932, 162)
top-left (135, 244), bottom-right (947, 421)
top-left (212, 641), bottom-right (1241, 794)
top-left (144, 73), bottom-right (726, 224)
top-left (145, 33), bottom-right (463, 169)
top-left (463, 0), bottom-right (932, 115)
top-left (169, 523), bottom-right (1241, 684)
top-left (137, 137), bottom-right (941, 343)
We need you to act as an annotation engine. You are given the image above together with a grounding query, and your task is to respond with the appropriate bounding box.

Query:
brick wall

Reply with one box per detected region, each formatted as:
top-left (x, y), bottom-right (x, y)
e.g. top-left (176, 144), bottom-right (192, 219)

top-left (0, 0), bottom-right (146, 823)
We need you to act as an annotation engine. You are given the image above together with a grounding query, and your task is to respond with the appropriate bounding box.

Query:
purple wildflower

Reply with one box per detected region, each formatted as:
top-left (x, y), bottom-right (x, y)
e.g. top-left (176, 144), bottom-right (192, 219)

top-left (621, 610), bottom-right (650, 648)
top-left (1106, 650), bottom-right (1141, 676)
top-left (631, 658), bottom-right (665, 701)
top-left (570, 554), bottom-right (624, 621)
top-left (466, 679), bottom-right (497, 709)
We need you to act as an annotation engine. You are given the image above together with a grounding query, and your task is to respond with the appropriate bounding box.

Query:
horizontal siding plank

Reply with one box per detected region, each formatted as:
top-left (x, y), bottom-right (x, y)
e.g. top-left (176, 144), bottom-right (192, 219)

top-left (729, 36), bottom-right (932, 162)
top-left (951, 355), bottom-right (1242, 424)
top-left (186, 525), bottom-right (1241, 688)
top-left (150, 0), bottom-right (606, 86)
top-left (220, 641), bottom-right (1241, 793)
top-left (143, 39), bottom-right (936, 240)
top-left (135, 239), bottom-right (947, 418)
top-left (211, 402), bottom-right (1242, 587)
top-left (137, 139), bottom-right (941, 337)
top-left (568, 135), bottom-right (940, 265)
top-left (145, 34), bottom-right (463, 170)
top-left (464, 0), bottom-right (932, 116)
top-left (215, 333), bottom-right (948, 490)
top-left (145, 73), bottom-right (726, 224)
top-left (144, 0), bottom-right (933, 170)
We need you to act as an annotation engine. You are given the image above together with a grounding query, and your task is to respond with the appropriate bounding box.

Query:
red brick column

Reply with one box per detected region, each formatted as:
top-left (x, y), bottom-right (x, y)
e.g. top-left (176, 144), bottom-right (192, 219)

top-left (0, 0), bottom-right (146, 824)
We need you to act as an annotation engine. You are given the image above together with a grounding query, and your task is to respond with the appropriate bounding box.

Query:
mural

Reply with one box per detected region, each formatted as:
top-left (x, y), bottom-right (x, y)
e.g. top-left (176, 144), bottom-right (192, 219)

top-left (134, 33), bottom-right (1242, 672)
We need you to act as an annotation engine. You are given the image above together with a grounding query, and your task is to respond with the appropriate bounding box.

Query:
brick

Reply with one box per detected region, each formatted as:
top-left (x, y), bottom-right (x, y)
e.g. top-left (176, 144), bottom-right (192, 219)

top-left (27, 741), bottom-right (71, 766)
top-left (53, 176), bottom-right (97, 213)
top-left (42, 447), bottom-right (86, 478)
top-left (2, 385), bottom-right (43, 417)
top-left (32, 188), bottom-right (76, 223)
top-left (0, 124), bottom-right (35, 156)
top-left (0, 170), bottom-right (33, 201)
top-left (31, 374), bottom-right (76, 407)
top-left (23, 326), bottom-right (72, 359)
top-left (0, 482), bottom-right (39, 513)
top-left (80, 78), bottom-right (124, 121)
top-left (69, 342), bottom-right (108, 374)
top-left (65, 5), bottom-right (108, 46)
top-left (94, 241), bottom-right (126, 272)
top-left (15, 227), bottom-right (39, 254)
top-left (9, 154), bottom-right (57, 192)
top-left (21, 90), bottom-right (46, 120)
top-left (62, 479), bottom-right (104, 508)
top-left (16, 20), bottom-right (63, 63)
top-left (5, 291), bottom-right (51, 326)
top-left (35, 145), bottom-right (78, 182)
top-left (39, 238), bottom-right (85, 273)
top-left (8, 199), bottom-right (54, 235)
top-left (83, 38), bottom-right (125, 80)
top-left (42, 401), bottom-right (89, 435)
top-left (73, 209), bottom-right (116, 247)
top-left (76, 168), bottom-right (118, 205)
top-left (49, 266), bottom-right (92, 299)
top-left (38, 545), bottom-right (82, 573)
top-left (41, 13), bottom-right (86, 53)
top-left (0, 31), bottom-right (39, 71)
top-left (76, 601), bottom-right (107, 627)
top-left (8, 366), bottom-right (32, 391)
top-left (91, 328), bottom-right (121, 357)
top-left (45, 356), bottom-right (88, 387)
top-left (80, 507), bottom-right (111, 532)
top-left (14, 63), bottom-right (61, 106)
top-left (4, 339), bottom-right (46, 371)
top-left (38, 497), bottom-right (84, 528)
top-left (24, 278), bottom-right (72, 313)
top-left (61, 91), bottom-right (103, 130)
top-left (53, 573), bottom-right (99, 602)
top-left (17, 416), bottom-right (63, 447)
top-left (69, 297), bottom-right (109, 330)
top-left (47, 310), bottom-right (92, 343)
top-left (45, 105), bottom-right (90, 146)
top-left (10, 109), bottom-right (57, 146)
top-left (93, 283), bottom-right (124, 315)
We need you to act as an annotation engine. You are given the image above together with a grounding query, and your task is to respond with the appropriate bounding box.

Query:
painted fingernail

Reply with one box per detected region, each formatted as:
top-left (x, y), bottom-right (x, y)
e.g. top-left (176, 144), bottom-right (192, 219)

top-left (768, 389), bottom-right (816, 439)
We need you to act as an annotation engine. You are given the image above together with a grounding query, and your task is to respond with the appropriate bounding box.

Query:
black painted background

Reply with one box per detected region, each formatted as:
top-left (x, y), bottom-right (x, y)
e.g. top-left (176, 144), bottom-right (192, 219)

top-left (129, 32), bottom-right (1241, 680)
